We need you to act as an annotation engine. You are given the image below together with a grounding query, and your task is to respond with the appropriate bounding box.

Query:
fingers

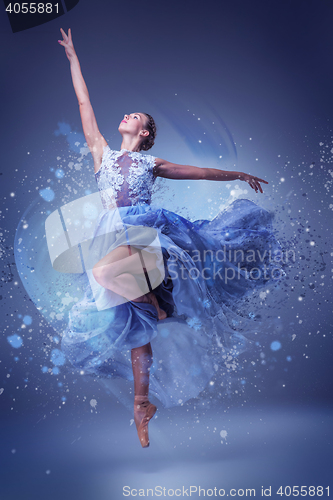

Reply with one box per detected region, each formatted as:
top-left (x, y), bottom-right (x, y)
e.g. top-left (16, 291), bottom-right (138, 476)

top-left (253, 179), bottom-right (262, 193)
top-left (255, 177), bottom-right (268, 184)
top-left (59, 28), bottom-right (71, 43)
top-left (245, 174), bottom-right (269, 193)
top-left (60, 28), bottom-right (67, 41)
top-left (247, 178), bottom-right (263, 193)
top-left (243, 171), bottom-right (269, 193)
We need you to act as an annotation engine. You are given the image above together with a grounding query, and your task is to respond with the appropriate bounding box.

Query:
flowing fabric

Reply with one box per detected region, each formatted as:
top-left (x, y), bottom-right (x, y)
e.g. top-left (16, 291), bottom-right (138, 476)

top-left (59, 146), bottom-right (285, 408)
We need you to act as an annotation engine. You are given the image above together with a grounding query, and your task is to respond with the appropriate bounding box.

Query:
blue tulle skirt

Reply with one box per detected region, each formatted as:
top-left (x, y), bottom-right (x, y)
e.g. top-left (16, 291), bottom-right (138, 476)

top-left (60, 198), bottom-right (285, 408)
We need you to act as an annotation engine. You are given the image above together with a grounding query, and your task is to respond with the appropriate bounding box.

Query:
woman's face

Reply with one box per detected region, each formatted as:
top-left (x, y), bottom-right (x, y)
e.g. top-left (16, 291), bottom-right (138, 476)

top-left (118, 112), bottom-right (148, 139)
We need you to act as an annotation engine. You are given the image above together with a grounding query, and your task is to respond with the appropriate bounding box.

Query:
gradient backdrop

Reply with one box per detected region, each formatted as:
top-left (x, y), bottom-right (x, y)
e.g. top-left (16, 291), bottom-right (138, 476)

top-left (0, 1), bottom-right (332, 499)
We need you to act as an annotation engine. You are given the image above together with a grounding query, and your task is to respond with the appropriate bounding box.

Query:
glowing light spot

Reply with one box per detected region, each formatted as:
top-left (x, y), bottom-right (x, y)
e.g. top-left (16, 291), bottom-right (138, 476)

top-left (7, 334), bottom-right (23, 349)
top-left (39, 188), bottom-right (55, 202)
top-left (280, 178), bottom-right (285, 182)
top-left (23, 315), bottom-right (32, 325)
top-left (50, 349), bottom-right (66, 366)
top-left (55, 169), bottom-right (64, 179)
top-left (270, 341), bottom-right (282, 351)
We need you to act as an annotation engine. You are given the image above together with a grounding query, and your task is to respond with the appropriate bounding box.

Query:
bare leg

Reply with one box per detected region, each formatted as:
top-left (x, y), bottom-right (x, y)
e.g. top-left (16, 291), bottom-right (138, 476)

top-left (131, 343), bottom-right (157, 447)
top-left (93, 245), bottom-right (167, 319)
top-left (101, 272), bottom-right (149, 301)
top-left (93, 245), bottom-right (159, 280)
top-left (131, 342), bottom-right (152, 397)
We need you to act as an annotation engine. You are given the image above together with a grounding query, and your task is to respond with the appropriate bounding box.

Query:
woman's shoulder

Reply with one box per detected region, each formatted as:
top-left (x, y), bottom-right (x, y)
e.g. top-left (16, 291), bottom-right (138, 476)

top-left (133, 149), bottom-right (157, 166)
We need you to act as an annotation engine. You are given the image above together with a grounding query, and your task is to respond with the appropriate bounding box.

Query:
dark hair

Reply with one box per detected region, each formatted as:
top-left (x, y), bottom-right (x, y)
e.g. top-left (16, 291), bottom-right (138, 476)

top-left (139, 113), bottom-right (157, 151)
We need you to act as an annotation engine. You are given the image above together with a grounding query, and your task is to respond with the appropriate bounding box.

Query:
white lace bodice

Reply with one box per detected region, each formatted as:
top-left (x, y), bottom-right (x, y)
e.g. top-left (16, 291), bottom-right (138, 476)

top-left (95, 146), bottom-right (157, 209)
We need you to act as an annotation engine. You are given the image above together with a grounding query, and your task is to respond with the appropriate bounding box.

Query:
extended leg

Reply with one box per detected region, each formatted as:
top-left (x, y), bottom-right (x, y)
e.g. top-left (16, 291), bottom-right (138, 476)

top-left (131, 342), bottom-right (152, 397)
top-left (131, 343), bottom-right (157, 447)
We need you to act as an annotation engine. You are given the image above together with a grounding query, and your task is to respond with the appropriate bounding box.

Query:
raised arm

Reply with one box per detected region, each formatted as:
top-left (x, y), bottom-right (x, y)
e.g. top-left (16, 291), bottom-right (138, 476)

top-left (58, 28), bottom-right (107, 172)
top-left (154, 159), bottom-right (268, 193)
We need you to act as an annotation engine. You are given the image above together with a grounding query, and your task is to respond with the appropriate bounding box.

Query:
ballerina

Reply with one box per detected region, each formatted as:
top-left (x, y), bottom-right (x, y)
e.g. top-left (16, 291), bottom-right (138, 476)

top-left (58, 28), bottom-right (277, 448)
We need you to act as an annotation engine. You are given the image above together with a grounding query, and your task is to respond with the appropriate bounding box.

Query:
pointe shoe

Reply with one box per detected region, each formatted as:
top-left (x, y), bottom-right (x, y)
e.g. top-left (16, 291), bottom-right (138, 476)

top-left (134, 396), bottom-right (157, 448)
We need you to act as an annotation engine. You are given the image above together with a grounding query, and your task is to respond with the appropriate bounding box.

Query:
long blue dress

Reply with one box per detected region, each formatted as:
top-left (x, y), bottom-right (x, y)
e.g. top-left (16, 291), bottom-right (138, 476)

top-left (59, 145), bottom-right (285, 408)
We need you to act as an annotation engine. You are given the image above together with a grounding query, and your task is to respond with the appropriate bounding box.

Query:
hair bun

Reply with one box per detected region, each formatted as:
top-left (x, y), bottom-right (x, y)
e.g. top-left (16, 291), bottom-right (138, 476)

top-left (140, 113), bottom-right (157, 152)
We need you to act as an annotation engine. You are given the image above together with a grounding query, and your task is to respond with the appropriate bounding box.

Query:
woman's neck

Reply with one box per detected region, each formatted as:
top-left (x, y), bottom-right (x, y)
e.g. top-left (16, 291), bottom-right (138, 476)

top-left (120, 137), bottom-right (142, 152)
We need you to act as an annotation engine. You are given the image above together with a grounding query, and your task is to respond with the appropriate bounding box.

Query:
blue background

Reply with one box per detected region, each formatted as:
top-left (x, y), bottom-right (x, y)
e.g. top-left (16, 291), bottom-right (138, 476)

top-left (0, 0), bottom-right (332, 498)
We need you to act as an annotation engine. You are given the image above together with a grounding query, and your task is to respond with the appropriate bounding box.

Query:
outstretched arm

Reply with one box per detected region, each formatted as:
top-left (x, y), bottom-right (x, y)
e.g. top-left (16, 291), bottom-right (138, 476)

top-left (58, 28), bottom-right (107, 172)
top-left (154, 159), bottom-right (268, 193)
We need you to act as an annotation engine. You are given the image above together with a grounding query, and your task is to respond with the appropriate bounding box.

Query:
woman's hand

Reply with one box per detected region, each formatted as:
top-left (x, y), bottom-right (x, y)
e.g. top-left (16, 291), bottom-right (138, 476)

top-left (239, 172), bottom-right (268, 193)
top-left (58, 28), bottom-right (76, 61)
